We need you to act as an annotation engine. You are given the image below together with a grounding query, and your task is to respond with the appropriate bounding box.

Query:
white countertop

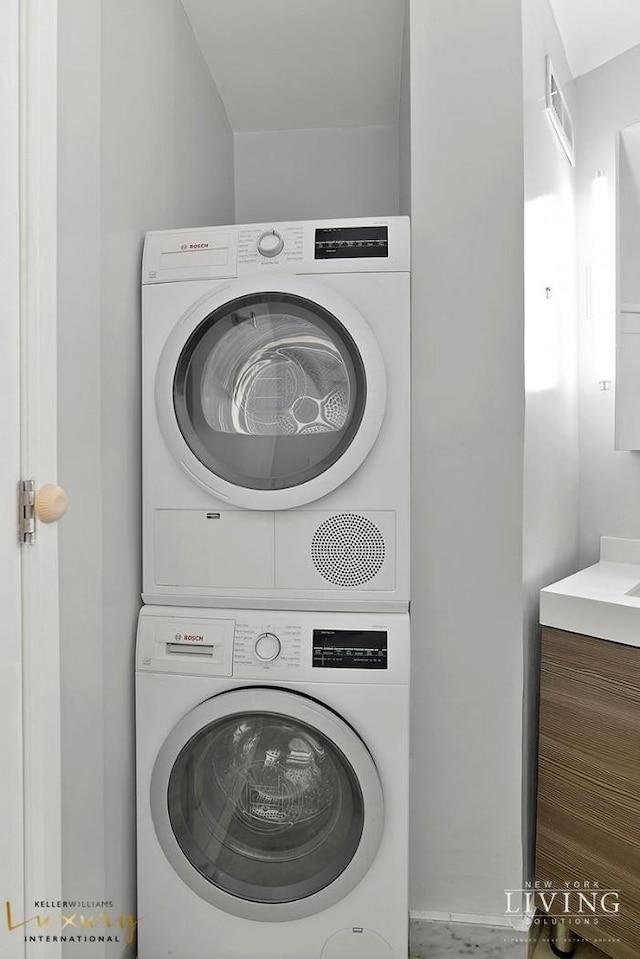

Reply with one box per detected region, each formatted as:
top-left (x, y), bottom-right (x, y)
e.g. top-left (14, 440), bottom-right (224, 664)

top-left (540, 537), bottom-right (640, 649)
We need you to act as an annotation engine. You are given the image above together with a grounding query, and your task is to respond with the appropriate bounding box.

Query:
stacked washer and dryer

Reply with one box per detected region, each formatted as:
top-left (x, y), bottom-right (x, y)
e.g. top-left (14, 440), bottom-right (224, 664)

top-left (137, 217), bottom-right (411, 959)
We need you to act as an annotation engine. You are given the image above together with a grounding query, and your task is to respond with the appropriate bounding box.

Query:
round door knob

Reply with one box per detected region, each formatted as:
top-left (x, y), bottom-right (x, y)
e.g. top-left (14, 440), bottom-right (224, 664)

top-left (35, 484), bottom-right (68, 524)
top-left (254, 632), bottom-right (282, 662)
top-left (257, 230), bottom-right (284, 258)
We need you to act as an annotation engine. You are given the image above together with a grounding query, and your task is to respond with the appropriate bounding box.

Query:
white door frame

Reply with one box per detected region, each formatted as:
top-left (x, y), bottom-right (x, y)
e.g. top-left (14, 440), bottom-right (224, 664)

top-left (0, 1), bottom-right (26, 955)
top-left (2, 2), bottom-right (62, 957)
top-left (20, 0), bottom-right (63, 953)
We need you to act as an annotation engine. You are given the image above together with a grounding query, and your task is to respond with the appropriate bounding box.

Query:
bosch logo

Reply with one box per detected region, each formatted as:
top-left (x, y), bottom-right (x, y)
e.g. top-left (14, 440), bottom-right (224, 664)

top-left (183, 634), bottom-right (205, 643)
top-left (189, 242), bottom-right (209, 250)
top-left (180, 244), bottom-right (187, 251)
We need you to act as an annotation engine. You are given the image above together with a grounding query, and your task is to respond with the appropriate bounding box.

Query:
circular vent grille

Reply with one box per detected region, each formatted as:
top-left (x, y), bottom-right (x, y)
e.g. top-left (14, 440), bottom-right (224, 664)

top-left (311, 514), bottom-right (386, 587)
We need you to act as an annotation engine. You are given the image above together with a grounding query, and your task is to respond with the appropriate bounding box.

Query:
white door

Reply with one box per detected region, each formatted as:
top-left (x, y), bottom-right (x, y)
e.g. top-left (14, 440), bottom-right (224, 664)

top-left (1, 2), bottom-right (62, 957)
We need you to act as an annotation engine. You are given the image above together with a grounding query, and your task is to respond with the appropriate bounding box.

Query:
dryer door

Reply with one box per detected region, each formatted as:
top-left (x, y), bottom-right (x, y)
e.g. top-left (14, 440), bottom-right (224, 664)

top-left (155, 275), bottom-right (387, 509)
top-left (150, 688), bottom-right (384, 922)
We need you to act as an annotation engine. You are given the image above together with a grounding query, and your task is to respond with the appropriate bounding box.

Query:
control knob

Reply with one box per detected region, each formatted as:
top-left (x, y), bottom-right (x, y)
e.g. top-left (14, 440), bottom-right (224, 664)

top-left (257, 230), bottom-right (284, 258)
top-left (254, 632), bottom-right (282, 663)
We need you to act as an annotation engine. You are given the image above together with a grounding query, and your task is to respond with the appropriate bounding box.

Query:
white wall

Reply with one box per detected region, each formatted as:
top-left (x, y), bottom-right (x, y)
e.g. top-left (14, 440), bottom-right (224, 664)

top-left (234, 126), bottom-right (399, 223)
top-left (619, 125), bottom-right (640, 306)
top-left (181, 0), bottom-right (405, 134)
top-left (521, 0), bottom-right (580, 882)
top-left (57, 0), bottom-right (234, 953)
top-left (618, 123), bottom-right (640, 304)
top-left (576, 45), bottom-right (640, 565)
top-left (399, 0), bottom-right (411, 218)
top-left (58, 0), bottom-right (106, 919)
top-left (409, 0), bottom-right (526, 919)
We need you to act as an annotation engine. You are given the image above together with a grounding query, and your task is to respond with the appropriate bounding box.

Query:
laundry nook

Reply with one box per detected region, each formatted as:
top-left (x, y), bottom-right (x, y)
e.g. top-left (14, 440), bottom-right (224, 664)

top-left (4, 2), bottom-right (640, 959)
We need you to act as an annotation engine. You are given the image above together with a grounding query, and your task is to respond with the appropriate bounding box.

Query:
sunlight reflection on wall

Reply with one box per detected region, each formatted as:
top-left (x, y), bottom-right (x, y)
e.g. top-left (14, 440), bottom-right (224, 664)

top-left (524, 191), bottom-right (575, 393)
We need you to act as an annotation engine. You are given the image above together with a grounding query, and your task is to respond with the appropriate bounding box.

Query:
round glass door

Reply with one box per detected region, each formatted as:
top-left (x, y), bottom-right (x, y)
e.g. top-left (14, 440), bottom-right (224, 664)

top-left (172, 293), bottom-right (366, 491)
top-left (150, 688), bottom-right (385, 921)
top-left (167, 711), bottom-right (363, 903)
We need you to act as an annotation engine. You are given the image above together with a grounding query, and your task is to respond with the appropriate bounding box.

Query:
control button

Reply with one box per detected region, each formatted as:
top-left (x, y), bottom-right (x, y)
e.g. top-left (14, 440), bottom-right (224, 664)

top-left (257, 230), bottom-right (284, 258)
top-left (254, 632), bottom-right (282, 662)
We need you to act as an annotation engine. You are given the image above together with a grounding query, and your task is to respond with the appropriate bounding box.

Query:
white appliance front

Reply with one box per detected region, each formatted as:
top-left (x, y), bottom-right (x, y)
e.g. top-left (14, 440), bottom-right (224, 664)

top-left (142, 217), bottom-right (410, 611)
top-left (136, 606), bottom-right (410, 959)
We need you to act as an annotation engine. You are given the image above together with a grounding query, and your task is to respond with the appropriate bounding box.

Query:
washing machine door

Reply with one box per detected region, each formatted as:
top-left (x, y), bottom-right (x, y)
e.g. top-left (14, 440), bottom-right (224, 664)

top-left (150, 688), bottom-right (384, 922)
top-left (155, 275), bottom-right (387, 509)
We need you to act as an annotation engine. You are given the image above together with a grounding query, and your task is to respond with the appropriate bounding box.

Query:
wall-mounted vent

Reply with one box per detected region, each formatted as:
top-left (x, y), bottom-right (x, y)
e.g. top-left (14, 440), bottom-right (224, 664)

top-left (545, 57), bottom-right (575, 166)
top-left (311, 513), bottom-right (386, 587)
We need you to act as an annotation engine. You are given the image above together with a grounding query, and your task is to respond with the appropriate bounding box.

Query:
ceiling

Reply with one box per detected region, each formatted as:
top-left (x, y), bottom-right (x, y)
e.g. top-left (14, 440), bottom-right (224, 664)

top-left (549, 0), bottom-right (640, 77)
top-left (180, 0), bottom-right (405, 133)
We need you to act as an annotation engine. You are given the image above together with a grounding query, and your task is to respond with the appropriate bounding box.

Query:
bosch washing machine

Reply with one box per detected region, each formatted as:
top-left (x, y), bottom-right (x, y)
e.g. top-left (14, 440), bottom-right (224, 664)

top-left (141, 217), bottom-right (410, 612)
top-left (135, 605), bottom-right (410, 959)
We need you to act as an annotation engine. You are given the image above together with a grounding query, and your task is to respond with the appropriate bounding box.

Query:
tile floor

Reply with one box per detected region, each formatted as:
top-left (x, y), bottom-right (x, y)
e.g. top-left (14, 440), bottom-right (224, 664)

top-left (410, 920), bottom-right (530, 957)
top-left (409, 920), bottom-right (610, 959)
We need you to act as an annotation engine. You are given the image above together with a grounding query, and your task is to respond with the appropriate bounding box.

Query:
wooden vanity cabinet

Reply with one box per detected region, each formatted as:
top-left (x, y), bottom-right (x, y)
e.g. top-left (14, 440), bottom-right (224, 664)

top-left (535, 626), bottom-right (640, 959)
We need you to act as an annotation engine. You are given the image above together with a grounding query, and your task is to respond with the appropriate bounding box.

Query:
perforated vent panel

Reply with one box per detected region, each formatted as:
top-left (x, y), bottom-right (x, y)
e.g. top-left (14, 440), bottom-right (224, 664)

top-left (311, 514), bottom-right (386, 587)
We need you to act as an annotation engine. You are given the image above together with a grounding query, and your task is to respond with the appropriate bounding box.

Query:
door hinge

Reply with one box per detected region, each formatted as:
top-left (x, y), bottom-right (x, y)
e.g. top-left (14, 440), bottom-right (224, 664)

top-left (18, 479), bottom-right (36, 545)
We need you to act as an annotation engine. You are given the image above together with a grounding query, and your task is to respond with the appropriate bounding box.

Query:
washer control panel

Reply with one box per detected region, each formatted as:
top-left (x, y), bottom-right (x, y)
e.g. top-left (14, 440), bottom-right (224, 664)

top-left (139, 617), bottom-right (235, 676)
top-left (254, 632), bottom-right (282, 662)
top-left (137, 609), bottom-right (409, 683)
top-left (312, 629), bottom-right (388, 668)
top-left (234, 621), bottom-right (303, 671)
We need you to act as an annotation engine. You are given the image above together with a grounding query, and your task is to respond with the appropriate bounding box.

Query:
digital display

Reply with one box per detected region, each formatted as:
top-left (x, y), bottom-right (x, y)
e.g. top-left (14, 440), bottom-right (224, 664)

top-left (312, 629), bottom-right (388, 669)
top-left (315, 227), bottom-right (389, 259)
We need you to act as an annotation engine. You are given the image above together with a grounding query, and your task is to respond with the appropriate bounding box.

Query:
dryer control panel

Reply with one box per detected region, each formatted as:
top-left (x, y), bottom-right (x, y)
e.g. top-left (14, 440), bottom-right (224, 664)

top-left (142, 216), bottom-right (410, 284)
top-left (314, 226), bottom-right (388, 260)
top-left (237, 224), bottom-right (305, 268)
